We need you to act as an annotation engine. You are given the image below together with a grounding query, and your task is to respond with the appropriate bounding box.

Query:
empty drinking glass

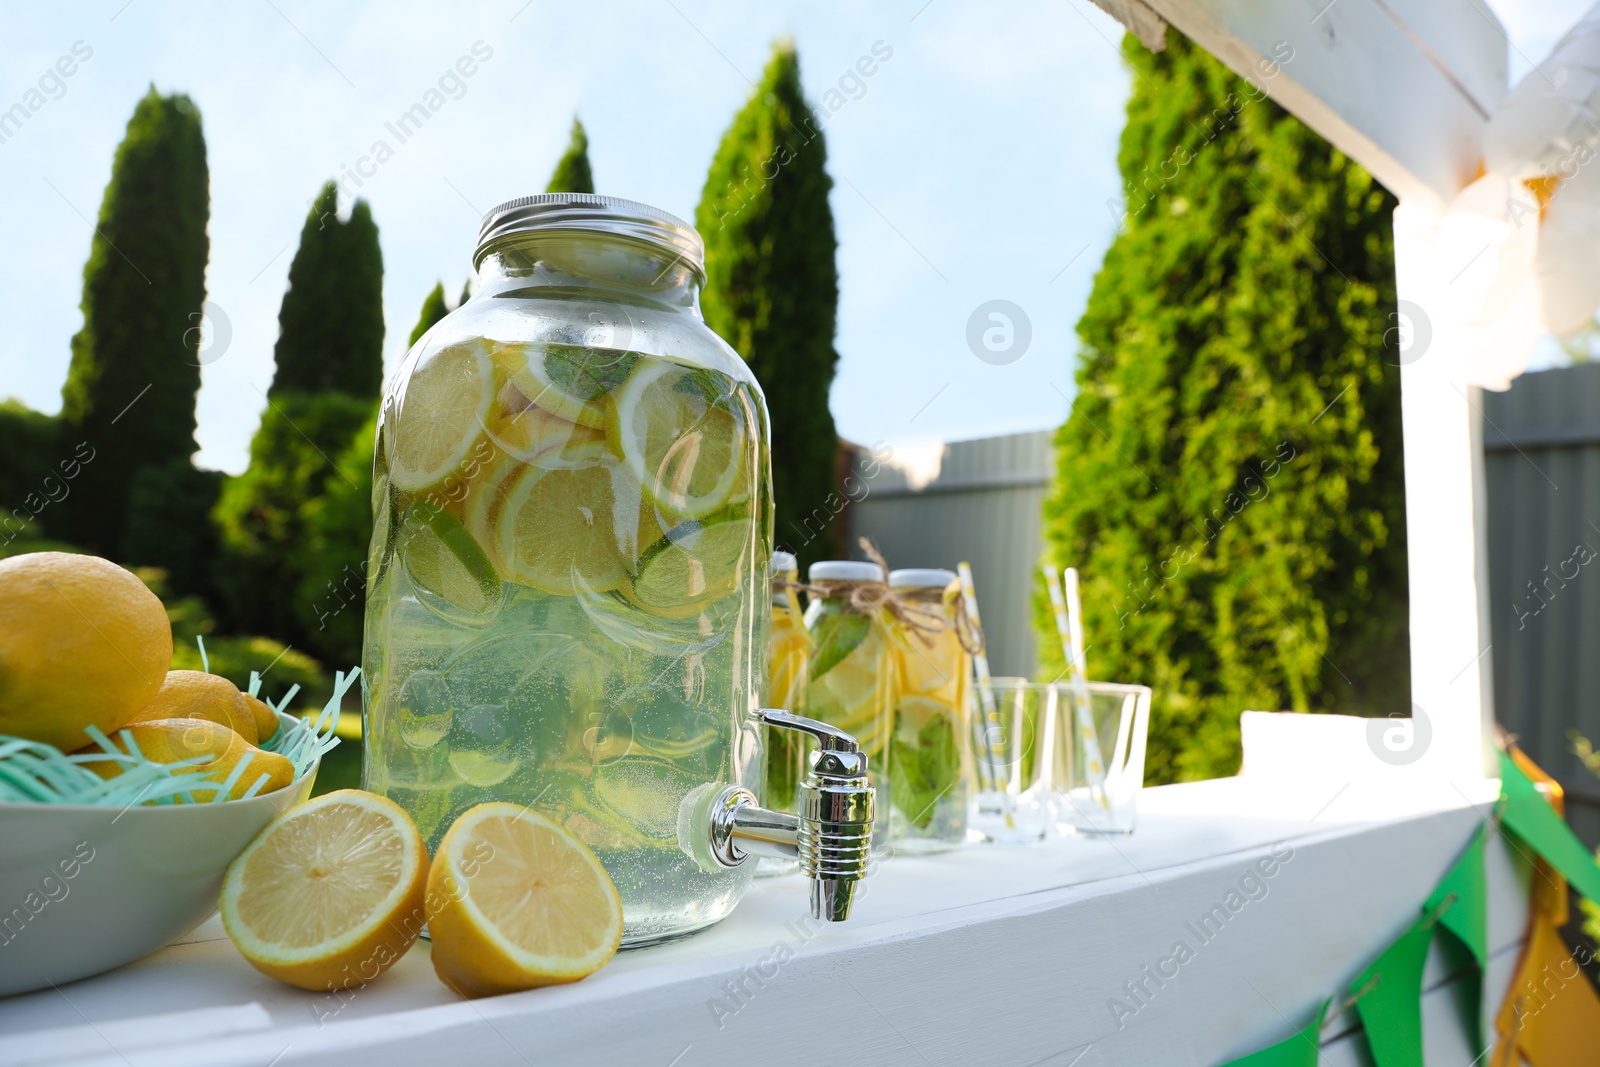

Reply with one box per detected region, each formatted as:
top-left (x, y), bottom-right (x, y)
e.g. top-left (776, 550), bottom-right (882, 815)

top-left (1052, 682), bottom-right (1150, 835)
top-left (968, 678), bottom-right (1056, 844)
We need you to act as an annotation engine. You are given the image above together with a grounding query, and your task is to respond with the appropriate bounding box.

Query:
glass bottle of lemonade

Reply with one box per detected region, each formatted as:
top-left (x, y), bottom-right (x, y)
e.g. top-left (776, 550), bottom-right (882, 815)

top-left (801, 560), bottom-right (894, 850)
top-left (362, 195), bottom-right (772, 947)
top-left (885, 568), bottom-right (971, 852)
top-left (756, 550), bottom-right (809, 877)
top-left (764, 550), bottom-right (810, 810)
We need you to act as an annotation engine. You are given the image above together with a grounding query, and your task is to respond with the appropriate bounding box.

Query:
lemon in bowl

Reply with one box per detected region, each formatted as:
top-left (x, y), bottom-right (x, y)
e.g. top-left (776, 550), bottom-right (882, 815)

top-left (0, 708), bottom-right (320, 997)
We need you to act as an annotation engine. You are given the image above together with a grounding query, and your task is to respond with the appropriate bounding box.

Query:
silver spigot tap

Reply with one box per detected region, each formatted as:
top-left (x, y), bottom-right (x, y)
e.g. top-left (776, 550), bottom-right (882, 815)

top-left (678, 709), bottom-right (874, 922)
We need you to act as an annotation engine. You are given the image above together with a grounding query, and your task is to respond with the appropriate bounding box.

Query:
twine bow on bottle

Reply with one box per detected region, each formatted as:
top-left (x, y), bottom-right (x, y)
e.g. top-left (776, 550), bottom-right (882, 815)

top-left (780, 538), bottom-right (983, 654)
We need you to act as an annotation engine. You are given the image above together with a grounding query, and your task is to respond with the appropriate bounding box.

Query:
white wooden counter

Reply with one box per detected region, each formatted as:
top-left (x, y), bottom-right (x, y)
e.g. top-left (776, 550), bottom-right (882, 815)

top-left (0, 777), bottom-right (1527, 1067)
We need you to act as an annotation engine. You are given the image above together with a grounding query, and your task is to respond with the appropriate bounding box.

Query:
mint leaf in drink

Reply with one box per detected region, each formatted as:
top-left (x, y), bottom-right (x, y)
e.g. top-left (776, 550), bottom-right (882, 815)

top-left (890, 712), bottom-right (961, 829)
top-left (543, 344), bottom-right (639, 401)
top-left (809, 610), bottom-right (871, 680)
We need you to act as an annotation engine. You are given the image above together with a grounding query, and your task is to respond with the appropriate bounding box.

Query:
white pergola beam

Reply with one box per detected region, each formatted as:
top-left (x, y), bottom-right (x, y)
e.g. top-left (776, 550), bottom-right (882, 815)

top-left (1144, 0), bottom-right (1506, 207)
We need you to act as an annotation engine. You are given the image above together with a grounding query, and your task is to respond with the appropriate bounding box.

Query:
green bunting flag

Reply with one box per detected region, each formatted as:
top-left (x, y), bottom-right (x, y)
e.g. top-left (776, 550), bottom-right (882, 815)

top-left (1497, 750), bottom-right (1600, 903)
top-left (1424, 823), bottom-right (1489, 1050)
top-left (1224, 999), bottom-right (1328, 1067)
top-left (1220, 752), bottom-right (1600, 1067)
top-left (1350, 904), bottom-right (1441, 1067)
top-left (1425, 822), bottom-right (1488, 964)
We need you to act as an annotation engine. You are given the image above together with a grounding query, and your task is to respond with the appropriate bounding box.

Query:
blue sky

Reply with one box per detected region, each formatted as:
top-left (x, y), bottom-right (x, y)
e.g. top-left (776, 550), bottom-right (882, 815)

top-left (0, 0), bottom-right (1582, 475)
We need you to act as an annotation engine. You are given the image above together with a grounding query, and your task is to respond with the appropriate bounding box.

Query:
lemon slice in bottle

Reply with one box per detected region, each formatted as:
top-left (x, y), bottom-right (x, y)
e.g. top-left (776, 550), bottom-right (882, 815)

top-left (611, 360), bottom-right (748, 520)
top-left (398, 499), bottom-right (502, 616)
top-left (426, 802), bottom-right (623, 997)
top-left (220, 790), bottom-right (429, 991)
top-left (389, 339), bottom-right (495, 492)
top-left (501, 343), bottom-right (637, 431)
top-left (495, 441), bottom-right (627, 595)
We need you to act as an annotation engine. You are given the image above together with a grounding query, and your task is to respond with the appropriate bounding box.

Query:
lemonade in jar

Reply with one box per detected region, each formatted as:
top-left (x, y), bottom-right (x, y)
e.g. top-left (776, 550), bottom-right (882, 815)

top-left (756, 550), bottom-right (809, 877)
top-left (801, 560), bottom-right (894, 848)
top-left (764, 550), bottom-right (809, 812)
top-left (885, 569), bottom-right (972, 852)
top-left (362, 195), bottom-right (771, 946)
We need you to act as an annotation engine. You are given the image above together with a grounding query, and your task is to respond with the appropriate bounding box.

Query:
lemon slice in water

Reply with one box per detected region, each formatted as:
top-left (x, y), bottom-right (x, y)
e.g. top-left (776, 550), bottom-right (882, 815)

top-left (484, 377), bottom-right (605, 463)
top-left (611, 360), bottom-right (748, 520)
top-left (495, 442), bottom-right (628, 595)
top-left (389, 340), bottom-right (494, 492)
top-left (502, 343), bottom-right (637, 431)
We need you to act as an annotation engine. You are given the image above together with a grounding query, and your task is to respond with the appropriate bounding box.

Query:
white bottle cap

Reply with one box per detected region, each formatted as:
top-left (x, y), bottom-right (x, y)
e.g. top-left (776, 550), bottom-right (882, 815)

top-left (889, 568), bottom-right (957, 590)
top-left (808, 560), bottom-right (885, 583)
top-left (771, 550), bottom-right (798, 574)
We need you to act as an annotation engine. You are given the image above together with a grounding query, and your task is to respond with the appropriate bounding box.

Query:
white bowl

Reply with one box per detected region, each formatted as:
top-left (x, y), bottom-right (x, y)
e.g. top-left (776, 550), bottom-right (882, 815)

top-left (0, 713), bottom-right (317, 996)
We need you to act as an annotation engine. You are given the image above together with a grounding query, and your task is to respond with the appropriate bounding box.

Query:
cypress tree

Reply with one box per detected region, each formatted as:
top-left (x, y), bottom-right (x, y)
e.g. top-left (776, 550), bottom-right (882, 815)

top-left (214, 184), bottom-right (384, 635)
top-left (270, 182), bottom-right (385, 398)
top-left (213, 392), bottom-right (373, 636)
top-left (1038, 31), bottom-right (1409, 782)
top-left (696, 43), bottom-right (841, 567)
top-left (409, 282), bottom-right (450, 346)
top-left (58, 88), bottom-right (209, 554)
top-left (294, 407), bottom-right (378, 667)
top-left (546, 117), bottom-right (594, 195)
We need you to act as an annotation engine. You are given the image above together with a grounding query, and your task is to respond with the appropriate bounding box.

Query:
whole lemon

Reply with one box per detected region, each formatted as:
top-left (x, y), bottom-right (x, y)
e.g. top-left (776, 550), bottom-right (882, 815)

top-left (0, 552), bottom-right (171, 751)
top-left (83, 718), bottom-right (295, 801)
top-left (243, 692), bottom-right (280, 742)
top-left (128, 670), bottom-right (259, 744)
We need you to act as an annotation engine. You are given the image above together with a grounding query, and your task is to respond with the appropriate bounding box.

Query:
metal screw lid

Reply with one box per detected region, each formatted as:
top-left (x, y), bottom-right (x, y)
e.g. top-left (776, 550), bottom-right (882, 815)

top-left (808, 561), bottom-right (885, 583)
top-left (889, 568), bottom-right (958, 589)
top-left (474, 193), bottom-right (704, 274)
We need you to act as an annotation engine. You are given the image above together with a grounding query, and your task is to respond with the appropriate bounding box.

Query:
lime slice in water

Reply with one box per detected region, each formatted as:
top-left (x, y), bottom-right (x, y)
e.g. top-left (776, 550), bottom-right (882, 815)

top-left (398, 500), bottom-right (502, 616)
top-left (389, 340), bottom-right (495, 492)
top-left (503, 343), bottom-right (637, 430)
top-left (611, 359), bottom-right (748, 519)
top-left (626, 516), bottom-right (751, 617)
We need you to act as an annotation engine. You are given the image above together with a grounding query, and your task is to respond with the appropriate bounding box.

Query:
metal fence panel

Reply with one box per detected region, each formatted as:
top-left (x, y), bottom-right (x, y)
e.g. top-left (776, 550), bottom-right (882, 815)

top-left (843, 431), bottom-right (1053, 679)
top-left (1484, 362), bottom-right (1600, 843)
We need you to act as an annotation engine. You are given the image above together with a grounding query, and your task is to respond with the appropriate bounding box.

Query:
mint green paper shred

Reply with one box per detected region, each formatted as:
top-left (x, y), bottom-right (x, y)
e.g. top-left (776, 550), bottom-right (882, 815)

top-left (0, 666), bottom-right (352, 807)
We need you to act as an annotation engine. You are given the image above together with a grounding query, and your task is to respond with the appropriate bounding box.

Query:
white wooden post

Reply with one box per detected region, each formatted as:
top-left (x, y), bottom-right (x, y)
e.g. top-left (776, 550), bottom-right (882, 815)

top-left (1391, 203), bottom-right (1499, 778)
top-left (1139, 0), bottom-right (1510, 777)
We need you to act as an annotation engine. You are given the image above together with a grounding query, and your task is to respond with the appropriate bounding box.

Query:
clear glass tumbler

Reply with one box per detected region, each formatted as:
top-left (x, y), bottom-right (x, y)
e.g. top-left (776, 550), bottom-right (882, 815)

top-left (968, 678), bottom-right (1055, 844)
top-left (1052, 681), bottom-right (1150, 835)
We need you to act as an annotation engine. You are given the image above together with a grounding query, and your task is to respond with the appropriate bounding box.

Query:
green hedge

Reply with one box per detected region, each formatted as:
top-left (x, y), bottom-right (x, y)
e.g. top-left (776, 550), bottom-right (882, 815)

top-left (1038, 31), bottom-right (1409, 782)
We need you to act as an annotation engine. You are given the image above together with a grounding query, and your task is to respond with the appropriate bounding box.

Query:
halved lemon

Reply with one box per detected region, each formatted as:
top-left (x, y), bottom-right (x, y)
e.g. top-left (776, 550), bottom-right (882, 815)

top-left (390, 340), bottom-right (494, 492)
top-left (611, 360), bottom-right (749, 519)
top-left (496, 443), bottom-right (627, 595)
top-left (220, 790), bottom-right (429, 991)
top-left (426, 802), bottom-right (623, 998)
top-left (501, 343), bottom-right (637, 430)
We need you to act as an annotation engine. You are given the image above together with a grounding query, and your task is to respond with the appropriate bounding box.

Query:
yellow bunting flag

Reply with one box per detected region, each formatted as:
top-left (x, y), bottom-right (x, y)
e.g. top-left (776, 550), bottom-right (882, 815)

top-left (1492, 749), bottom-right (1600, 1067)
